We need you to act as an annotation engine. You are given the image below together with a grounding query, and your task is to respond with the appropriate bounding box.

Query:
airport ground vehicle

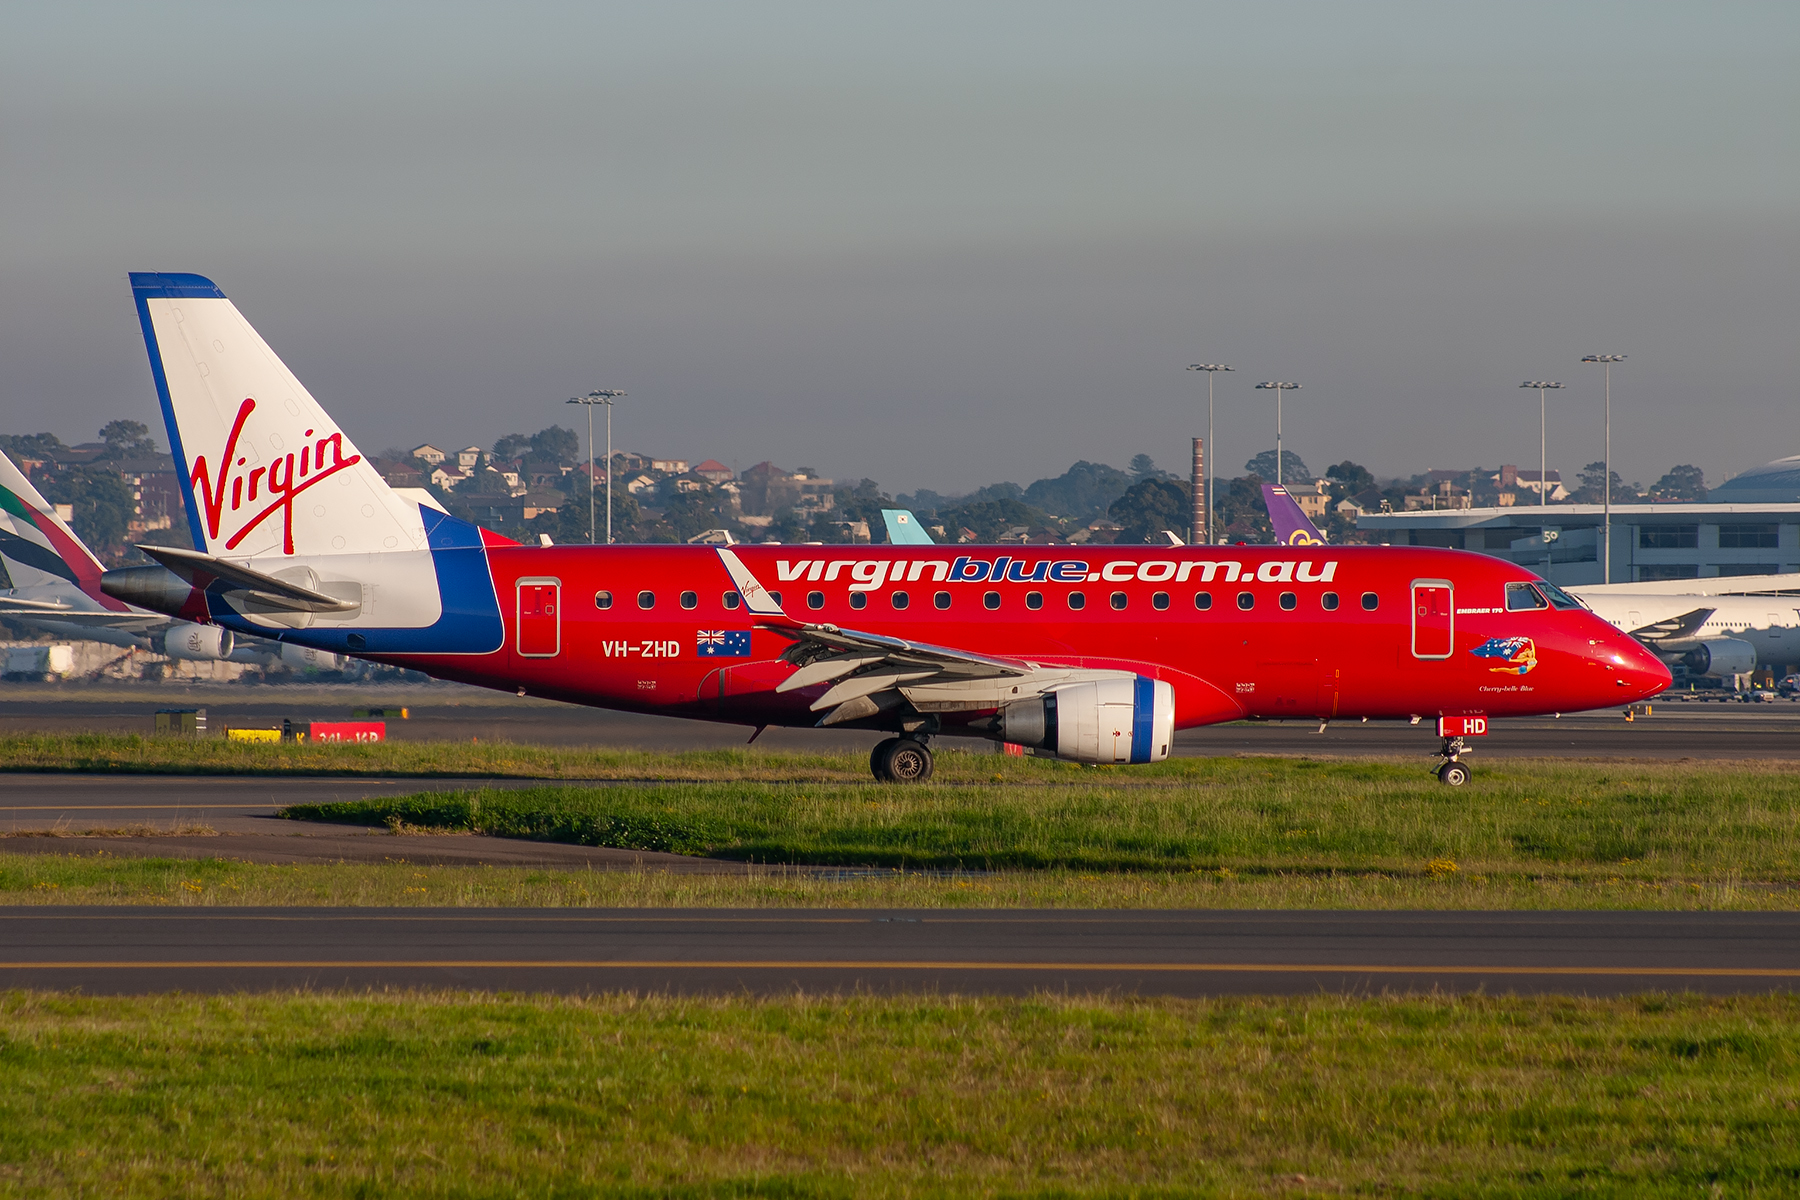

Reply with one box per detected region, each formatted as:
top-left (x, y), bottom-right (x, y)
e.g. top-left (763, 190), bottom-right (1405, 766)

top-left (100, 274), bottom-right (1668, 783)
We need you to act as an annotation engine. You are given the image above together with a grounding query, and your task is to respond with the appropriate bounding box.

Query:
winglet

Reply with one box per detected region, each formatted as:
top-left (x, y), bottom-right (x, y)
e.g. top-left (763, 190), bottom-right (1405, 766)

top-left (881, 509), bottom-right (936, 545)
top-left (716, 548), bottom-right (788, 619)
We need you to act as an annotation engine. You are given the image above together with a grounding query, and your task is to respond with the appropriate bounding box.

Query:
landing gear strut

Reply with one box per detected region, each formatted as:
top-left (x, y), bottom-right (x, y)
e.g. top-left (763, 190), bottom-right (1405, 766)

top-left (871, 736), bottom-right (935, 783)
top-left (1434, 737), bottom-right (1471, 787)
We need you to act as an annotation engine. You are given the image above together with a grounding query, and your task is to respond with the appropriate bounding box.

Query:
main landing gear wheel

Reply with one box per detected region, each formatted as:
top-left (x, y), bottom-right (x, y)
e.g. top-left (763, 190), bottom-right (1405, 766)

top-left (1437, 761), bottom-right (1471, 787)
top-left (872, 737), bottom-right (934, 783)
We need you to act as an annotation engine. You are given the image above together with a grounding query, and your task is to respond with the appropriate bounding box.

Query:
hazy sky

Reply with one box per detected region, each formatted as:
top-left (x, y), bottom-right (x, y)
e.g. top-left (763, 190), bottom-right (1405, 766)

top-left (3, 2), bottom-right (1796, 494)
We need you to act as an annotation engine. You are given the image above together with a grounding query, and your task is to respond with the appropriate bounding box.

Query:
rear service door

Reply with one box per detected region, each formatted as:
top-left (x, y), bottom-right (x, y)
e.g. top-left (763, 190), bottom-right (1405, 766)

top-left (516, 578), bottom-right (562, 658)
top-left (1411, 579), bottom-right (1454, 660)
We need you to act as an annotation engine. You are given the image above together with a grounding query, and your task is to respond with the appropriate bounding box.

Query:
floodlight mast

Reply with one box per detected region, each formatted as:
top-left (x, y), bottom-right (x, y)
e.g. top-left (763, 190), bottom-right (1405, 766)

top-left (567, 390), bottom-right (627, 544)
top-left (1254, 382), bottom-right (1301, 487)
top-left (1581, 356), bottom-right (1625, 583)
top-left (1187, 364), bottom-right (1232, 543)
top-left (1520, 382), bottom-right (1564, 513)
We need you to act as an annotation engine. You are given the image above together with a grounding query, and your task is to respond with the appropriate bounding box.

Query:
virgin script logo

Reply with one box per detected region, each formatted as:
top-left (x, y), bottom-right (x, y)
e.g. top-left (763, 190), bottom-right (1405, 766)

top-left (189, 397), bottom-right (361, 554)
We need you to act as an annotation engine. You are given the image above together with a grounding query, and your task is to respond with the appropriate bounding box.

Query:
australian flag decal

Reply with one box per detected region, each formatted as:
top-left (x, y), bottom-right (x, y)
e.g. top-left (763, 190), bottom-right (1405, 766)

top-left (696, 630), bottom-right (753, 657)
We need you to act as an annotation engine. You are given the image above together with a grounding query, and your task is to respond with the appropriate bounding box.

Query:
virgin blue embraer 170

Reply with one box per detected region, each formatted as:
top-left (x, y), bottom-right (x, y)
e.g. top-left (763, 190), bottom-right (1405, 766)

top-left (98, 274), bottom-right (1667, 784)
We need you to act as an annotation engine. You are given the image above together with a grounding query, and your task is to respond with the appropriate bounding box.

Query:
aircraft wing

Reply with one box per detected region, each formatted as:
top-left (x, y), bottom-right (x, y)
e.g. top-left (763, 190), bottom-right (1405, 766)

top-left (1627, 606), bottom-right (1716, 642)
top-left (763, 622), bottom-right (1036, 725)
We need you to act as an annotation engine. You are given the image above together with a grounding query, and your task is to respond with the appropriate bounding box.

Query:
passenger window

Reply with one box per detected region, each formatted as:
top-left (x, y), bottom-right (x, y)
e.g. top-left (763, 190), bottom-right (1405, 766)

top-left (1322, 592), bottom-right (1340, 611)
top-left (637, 590), bottom-right (655, 610)
top-left (1194, 592), bottom-right (1213, 611)
top-left (934, 591), bottom-right (951, 610)
top-left (1505, 582), bottom-right (1549, 611)
top-left (594, 590), bottom-right (613, 610)
top-left (849, 592), bottom-right (867, 610)
top-left (983, 591), bottom-right (1001, 610)
top-left (722, 591), bottom-right (741, 610)
top-left (680, 590), bottom-right (697, 610)
top-left (1237, 592), bottom-right (1255, 610)
top-left (1025, 591), bottom-right (1043, 610)
top-left (1068, 591), bottom-right (1087, 610)
top-left (1152, 592), bottom-right (1170, 610)
top-left (1110, 592), bottom-right (1127, 610)
top-left (806, 591), bottom-right (825, 610)
top-left (1279, 592), bottom-right (1297, 611)
top-left (1361, 592), bottom-right (1379, 611)
top-left (891, 591), bottom-right (910, 610)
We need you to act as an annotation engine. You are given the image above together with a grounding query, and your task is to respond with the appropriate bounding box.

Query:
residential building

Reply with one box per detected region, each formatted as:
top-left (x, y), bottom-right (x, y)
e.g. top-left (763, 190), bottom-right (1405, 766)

top-left (456, 446), bottom-right (483, 472)
top-left (1494, 465), bottom-right (1567, 503)
top-left (625, 474), bottom-right (658, 495)
top-left (411, 444), bottom-right (446, 466)
top-left (1285, 480), bottom-right (1331, 521)
top-left (465, 491), bottom-right (565, 527)
top-left (693, 459), bottom-right (733, 485)
top-left (377, 458), bottom-right (424, 488)
top-left (650, 458), bottom-right (689, 475)
top-left (430, 465), bottom-right (469, 491)
top-left (737, 462), bottom-right (836, 516)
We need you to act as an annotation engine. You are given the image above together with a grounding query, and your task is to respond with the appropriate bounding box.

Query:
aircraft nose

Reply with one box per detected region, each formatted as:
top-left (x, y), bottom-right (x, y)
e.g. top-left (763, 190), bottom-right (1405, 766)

top-left (1611, 638), bottom-right (1672, 701)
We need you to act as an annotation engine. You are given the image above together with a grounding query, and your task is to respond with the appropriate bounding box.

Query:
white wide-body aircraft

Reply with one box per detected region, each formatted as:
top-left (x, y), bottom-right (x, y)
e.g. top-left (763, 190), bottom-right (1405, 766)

top-left (0, 451), bottom-right (339, 671)
top-left (1568, 577), bottom-right (1800, 682)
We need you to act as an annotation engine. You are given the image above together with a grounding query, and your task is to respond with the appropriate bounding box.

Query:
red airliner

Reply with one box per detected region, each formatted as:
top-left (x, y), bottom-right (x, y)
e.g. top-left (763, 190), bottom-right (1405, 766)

top-left (101, 274), bottom-right (1670, 784)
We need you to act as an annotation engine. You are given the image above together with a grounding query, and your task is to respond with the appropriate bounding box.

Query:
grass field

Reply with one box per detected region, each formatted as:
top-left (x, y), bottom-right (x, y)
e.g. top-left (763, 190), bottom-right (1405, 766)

top-left (2, 990), bottom-right (1796, 1197)
top-left (281, 755), bottom-right (1800, 877)
top-left (5, 849), bottom-right (1797, 910)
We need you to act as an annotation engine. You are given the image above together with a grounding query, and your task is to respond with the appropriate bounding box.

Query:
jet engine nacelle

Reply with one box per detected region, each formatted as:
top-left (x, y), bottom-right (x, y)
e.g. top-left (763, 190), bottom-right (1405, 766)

top-left (161, 622), bottom-right (235, 661)
top-left (1000, 677), bottom-right (1175, 764)
top-left (280, 643), bottom-right (342, 671)
top-left (1679, 637), bottom-right (1757, 679)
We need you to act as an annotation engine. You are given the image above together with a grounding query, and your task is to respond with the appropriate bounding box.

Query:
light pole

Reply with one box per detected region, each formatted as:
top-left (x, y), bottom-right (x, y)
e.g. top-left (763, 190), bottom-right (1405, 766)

top-left (1520, 382), bottom-right (1564, 512)
top-left (1187, 364), bottom-right (1232, 543)
top-left (1254, 382), bottom-right (1300, 485)
top-left (1581, 355), bottom-right (1625, 583)
top-left (567, 389), bottom-right (626, 544)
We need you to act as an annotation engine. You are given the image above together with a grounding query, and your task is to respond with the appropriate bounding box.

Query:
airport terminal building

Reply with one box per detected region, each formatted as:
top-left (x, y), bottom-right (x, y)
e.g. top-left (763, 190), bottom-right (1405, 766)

top-left (1356, 455), bottom-right (1800, 586)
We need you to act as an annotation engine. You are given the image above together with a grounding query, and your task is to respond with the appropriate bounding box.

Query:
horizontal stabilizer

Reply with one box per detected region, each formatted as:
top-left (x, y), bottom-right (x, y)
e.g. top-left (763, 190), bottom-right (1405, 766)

top-left (1628, 606), bottom-right (1716, 642)
top-left (136, 545), bottom-right (361, 614)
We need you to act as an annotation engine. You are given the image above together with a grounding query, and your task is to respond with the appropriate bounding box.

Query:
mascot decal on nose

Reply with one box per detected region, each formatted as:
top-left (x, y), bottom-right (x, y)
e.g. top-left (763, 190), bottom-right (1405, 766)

top-left (1471, 636), bottom-right (1538, 676)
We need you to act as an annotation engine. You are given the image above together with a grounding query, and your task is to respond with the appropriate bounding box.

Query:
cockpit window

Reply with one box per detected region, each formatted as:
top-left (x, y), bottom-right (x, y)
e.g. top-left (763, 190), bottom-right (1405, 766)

top-left (1536, 581), bottom-right (1587, 611)
top-left (1505, 582), bottom-right (1548, 611)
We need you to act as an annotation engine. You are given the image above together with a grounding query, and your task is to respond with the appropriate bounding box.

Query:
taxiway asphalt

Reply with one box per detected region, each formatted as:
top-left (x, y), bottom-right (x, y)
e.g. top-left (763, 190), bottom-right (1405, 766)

top-left (5, 907), bottom-right (1797, 995)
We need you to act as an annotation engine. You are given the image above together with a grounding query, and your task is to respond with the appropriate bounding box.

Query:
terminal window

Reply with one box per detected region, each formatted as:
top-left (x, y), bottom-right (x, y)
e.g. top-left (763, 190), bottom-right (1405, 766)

top-left (1636, 565), bottom-right (1700, 581)
top-left (1638, 524), bottom-right (1698, 549)
top-left (1719, 524), bottom-right (1779, 548)
top-left (1715, 564), bottom-right (1782, 577)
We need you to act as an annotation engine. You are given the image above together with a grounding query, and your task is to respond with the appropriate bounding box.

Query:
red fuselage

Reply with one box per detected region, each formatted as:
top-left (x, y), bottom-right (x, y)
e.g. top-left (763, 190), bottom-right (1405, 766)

top-left (389, 543), bottom-right (1670, 734)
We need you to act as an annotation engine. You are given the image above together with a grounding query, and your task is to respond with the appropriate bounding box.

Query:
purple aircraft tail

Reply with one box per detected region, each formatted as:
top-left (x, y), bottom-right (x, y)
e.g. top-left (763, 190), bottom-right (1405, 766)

top-left (1262, 484), bottom-right (1329, 546)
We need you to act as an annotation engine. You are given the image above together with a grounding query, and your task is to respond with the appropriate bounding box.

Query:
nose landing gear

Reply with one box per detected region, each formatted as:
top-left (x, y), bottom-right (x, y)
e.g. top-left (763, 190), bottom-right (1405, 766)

top-left (871, 736), bottom-right (935, 783)
top-left (1434, 736), bottom-right (1471, 786)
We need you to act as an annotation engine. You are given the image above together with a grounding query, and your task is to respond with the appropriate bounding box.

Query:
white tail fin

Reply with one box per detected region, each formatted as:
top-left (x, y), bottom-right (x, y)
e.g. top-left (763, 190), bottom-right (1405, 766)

top-left (130, 273), bottom-right (428, 559)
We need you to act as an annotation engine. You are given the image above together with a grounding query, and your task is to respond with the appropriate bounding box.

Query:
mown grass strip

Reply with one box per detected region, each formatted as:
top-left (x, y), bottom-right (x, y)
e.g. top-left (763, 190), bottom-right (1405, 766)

top-left (281, 757), bottom-right (1800, 877)
top-left (2, 990), bottom-right (1797, 1196)
top-left (3, 853), bottom-right (1794, 909)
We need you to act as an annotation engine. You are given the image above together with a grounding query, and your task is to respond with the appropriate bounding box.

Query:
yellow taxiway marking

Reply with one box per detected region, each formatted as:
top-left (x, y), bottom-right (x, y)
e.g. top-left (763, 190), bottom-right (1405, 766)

top-left (0, 960), bottom-right (1797, 977)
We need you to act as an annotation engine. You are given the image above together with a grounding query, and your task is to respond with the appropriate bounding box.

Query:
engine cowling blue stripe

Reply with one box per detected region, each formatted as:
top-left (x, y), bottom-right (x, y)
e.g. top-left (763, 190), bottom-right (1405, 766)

top-left (1131, 675), bottom-right (1154, 764)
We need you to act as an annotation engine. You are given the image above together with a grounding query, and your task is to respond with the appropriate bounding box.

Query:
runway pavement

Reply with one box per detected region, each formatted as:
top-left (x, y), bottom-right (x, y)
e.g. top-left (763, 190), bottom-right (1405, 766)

top-left (2, 691), bottom-right (1797, 758)
top-left (5, 908), bottom-right (1798, 995)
